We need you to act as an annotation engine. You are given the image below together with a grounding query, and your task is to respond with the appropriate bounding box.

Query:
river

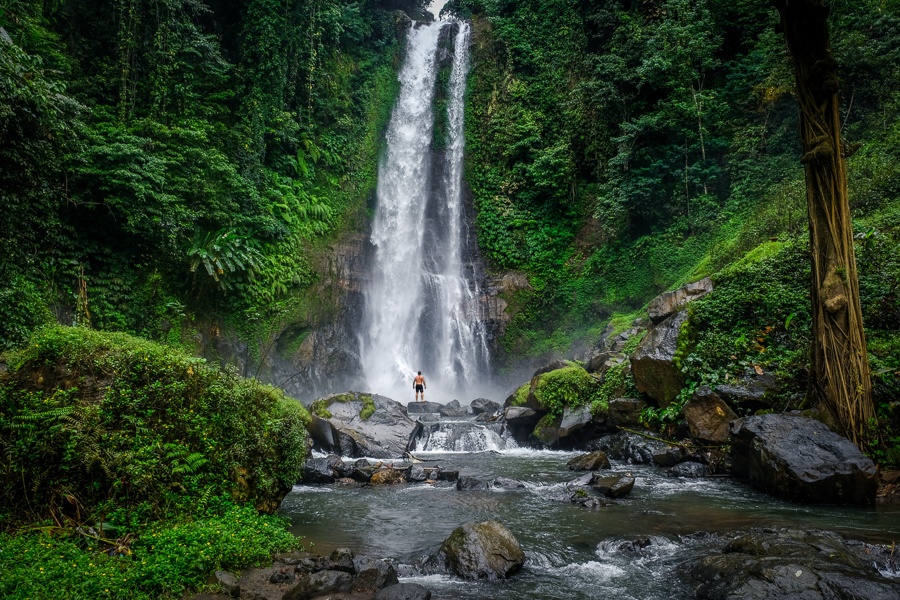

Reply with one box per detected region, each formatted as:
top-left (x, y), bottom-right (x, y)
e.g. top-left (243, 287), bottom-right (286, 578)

top-left (280, 431), bottom-right (900, 599)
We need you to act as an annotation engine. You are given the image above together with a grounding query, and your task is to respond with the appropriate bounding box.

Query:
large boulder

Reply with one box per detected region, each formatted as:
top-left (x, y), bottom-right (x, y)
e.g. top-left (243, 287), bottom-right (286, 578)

top-left (683, 387), bottom-right (737, 444)
top-left (558, 404), bottom-right (593, 438)
top-left (648, 277), bottom-right (713, 323)
top-left (567, 451), bottom-right (611, 471)
top-left (592, 473), bottom-right (636, 498)
top-left (470, 398), bottom-right (501, 416)
top-left (682, 529), bottom-right (900, 600)
top-left (302, 454), bottom-right (345, 484)
top-left (407, 401), bottom-right (444, 415)
top-left (432, 521), bottom-right (525, 580)
top-left (607, 398), bottom-right (646, 428)
top-left (589, 431), bottom-right (668, 464)
top-left (308, 392), bottom-right (416, 458)
top-left (731, 414), bottom-right (878, 504)
top-left (630, 311), bottom-right (687, 407)
top-left (439, 400), bottom-right (467, 418)
top-left (282, 570), bottom-right (352, 600)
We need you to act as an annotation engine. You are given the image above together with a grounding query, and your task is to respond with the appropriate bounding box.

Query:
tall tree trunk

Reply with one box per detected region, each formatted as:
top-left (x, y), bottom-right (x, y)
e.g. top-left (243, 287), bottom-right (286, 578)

top-left (775, 0), bottom-right (874, 448)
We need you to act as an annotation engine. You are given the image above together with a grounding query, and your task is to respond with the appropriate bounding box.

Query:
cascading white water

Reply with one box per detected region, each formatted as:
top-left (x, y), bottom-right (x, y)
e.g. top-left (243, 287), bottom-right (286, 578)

top-left (360, 20), bottom-right (489, 403)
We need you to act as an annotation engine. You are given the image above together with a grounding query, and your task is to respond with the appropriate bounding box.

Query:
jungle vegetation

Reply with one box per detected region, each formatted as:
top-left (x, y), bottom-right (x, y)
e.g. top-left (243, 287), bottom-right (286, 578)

top-left (2, 0), bottom-right (900, 593)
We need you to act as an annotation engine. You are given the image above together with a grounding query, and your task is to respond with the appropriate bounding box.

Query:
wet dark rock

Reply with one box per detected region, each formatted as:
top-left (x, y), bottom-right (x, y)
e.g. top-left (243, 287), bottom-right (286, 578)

top-left (683, 387), bottom-right (737, 444)
top-left (474, 411), bottom-right (499, 422)
top-left (592, 474), bottom-right (636, 498)
top-left (532, 414), bottom-right (563, 446)
top-left (558, 405), bottom-right (593, 438)
top-left (531, 360), bottom-right (572, 378)
top-left (631, 310), bottom-right (687, 407)
top-left (607, 398), bottom-right (646, 428)
top-left (599, 537), bottom-right (653, 556)
top-left (589, 431), bottom-right (668, 464)
top-left (407, 401), bottom-right (443, 415)
top-left (282, 570), bottom-right (353, 600)
top-left (373, 582), bottom-right (432, 600)
top-left (731, 414), bottom-right (878, 504)
top-left (352, 556), bottom-right (399, 592)
top-left (586, 352), bottom-right (628, 379)
top-left (213, 570), bottom-right (240, 597)
top-left (652, 444), bottom-right (687, 467)
top-left (439, 400), bottom-right (467, 418)
top-left (350, 465), bottom-right (376, 483)
top-left (501, 406), bottom-right (542, 443)
top-left (668, 461), bottom-right (710, 478)
top-left (470, 398), bottom-right (501, 416)
top-left (567, 451), bottom-right (611, 471)
top-left (492, 477), bottom-right (526, 489)
top-left (329, 548), bottom-right (355, 572)
top-left (436, 469), bottom-right (459, 482)
top-left (648, 278), bottom-right (713, 324)
top-left (307, 393), bottom-right (416, 458)
top-left (715, 370), bottom-right (779, 409)
top-left (268, 568), bottom-right (295, 584)
top-left (431, 521), bottom-right (525, 580)
top-left (301, 454), bottom-right (345, 484)
top-left (701, 449), bottom-right (732, 475)
top-left (405, 463), bottom-right (427, 482)
top-left (456, 476), bottom-right (490, 491)
top-left (682, 529), bottom-right (900, 600)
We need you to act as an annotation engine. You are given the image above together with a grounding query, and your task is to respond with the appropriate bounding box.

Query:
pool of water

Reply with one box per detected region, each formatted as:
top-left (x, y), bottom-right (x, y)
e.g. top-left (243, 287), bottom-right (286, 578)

top-left (279, 448), bottom-right (900, 599)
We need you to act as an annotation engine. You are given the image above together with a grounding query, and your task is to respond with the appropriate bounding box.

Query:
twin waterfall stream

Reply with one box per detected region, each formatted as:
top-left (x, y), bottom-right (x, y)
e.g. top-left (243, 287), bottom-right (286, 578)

top-left (360, 21), bottom-right (489, 403)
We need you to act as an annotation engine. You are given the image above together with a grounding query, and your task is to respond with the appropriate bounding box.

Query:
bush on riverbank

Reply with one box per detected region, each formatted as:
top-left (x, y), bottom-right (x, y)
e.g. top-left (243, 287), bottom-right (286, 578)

top-left (1, 326), bottom-right (309, 526)
top-left (0, 502), bottom-right (300, 599)
top-left (0, 326), bottom-right (310, 596)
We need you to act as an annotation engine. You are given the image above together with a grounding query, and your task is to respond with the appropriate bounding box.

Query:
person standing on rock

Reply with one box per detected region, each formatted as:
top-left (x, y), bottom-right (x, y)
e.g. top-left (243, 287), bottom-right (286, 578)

top-left (413, 371), bottom-right (426, 403)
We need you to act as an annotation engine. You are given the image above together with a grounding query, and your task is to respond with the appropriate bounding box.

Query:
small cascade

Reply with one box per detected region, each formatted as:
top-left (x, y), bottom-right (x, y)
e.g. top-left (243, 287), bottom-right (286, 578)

top-left (414, 419), bottom-right (512, 453)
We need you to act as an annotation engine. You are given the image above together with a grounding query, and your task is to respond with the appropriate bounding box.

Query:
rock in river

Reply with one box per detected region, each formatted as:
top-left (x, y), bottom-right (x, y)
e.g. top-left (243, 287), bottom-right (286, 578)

top-left (682, 529), bottom-right (900, 600)
top-left (567, 451), bottom-right (611, 471)
top-left (432, 521), bottom-right (525, 580)
top-left (730, 414), bottom-right (878, 504)
top-left (630, 310), bottom-right (687, 407)
top-left (308, 392), bottom-right (417, 458)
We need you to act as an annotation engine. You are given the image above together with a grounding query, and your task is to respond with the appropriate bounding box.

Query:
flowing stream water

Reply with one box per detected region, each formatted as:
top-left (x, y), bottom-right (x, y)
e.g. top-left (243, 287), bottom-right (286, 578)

top-left (359, 21), bottom-right (489, 404)
top-left (281, 419), bottom-right (900, 600)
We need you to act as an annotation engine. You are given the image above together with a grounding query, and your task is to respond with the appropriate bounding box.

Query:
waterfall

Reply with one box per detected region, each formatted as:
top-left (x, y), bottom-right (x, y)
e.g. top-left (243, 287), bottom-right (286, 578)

top-left (413, 420), bottom-right (511, 453)
top-left (360, 20), bottom-right (489, 403)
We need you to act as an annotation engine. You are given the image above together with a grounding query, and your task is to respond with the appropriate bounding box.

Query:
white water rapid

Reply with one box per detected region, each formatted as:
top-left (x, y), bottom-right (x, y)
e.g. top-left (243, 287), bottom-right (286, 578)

top-left (360, 21), bottom-right (489, 403)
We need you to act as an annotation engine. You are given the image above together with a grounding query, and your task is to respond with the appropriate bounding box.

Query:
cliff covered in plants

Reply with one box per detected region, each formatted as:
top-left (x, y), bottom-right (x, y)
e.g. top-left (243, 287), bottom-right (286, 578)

top-left (452, 0), bottom-right (899, 420)
top-left (1, 0), bottom-right (431, 356)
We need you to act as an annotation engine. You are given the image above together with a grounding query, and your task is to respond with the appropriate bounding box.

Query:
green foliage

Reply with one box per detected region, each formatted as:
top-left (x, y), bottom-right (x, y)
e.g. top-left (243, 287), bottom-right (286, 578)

top-left (0, 326), bottom-right (310, 526)
top-left (0, 502), bottom-right (300, 599)
top-left (677, 240), bottom-right (812, 404)
top-left (509, 382), bottom-right (531, 407)
top-left (532, 366), bottom-right (597, 417)
top-left (0, 0), bottom-right (407, 348)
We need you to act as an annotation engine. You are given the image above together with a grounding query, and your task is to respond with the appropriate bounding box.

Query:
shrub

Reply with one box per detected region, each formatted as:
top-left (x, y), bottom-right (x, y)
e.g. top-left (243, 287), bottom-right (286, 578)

top-left (532, 366), bottom-right (598, 417)
top-left (0, 326), bottom-right (310, 527)
top-left (0, 502), bottom-right (300, 600)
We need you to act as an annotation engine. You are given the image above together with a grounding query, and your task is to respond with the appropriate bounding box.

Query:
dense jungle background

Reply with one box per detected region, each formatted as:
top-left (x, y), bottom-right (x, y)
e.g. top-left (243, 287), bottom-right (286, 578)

top-left (3, 0), bottom-right (900, 596)
top-left (3, 0), bottom-right (898, 435)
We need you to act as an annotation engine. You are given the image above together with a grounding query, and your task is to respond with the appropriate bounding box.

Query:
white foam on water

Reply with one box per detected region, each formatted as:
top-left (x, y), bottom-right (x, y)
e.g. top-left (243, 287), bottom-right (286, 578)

top-left (290, 485), bottom-right (334, 494)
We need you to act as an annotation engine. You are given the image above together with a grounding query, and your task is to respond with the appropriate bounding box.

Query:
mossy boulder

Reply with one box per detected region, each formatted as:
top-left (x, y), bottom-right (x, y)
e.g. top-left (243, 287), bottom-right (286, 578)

top-left (0, 326), bottom-right (309, 523)
top-left (307, 392), bottom-right (417, 458)
top-left (433, 521), bottom-right (525, 580)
